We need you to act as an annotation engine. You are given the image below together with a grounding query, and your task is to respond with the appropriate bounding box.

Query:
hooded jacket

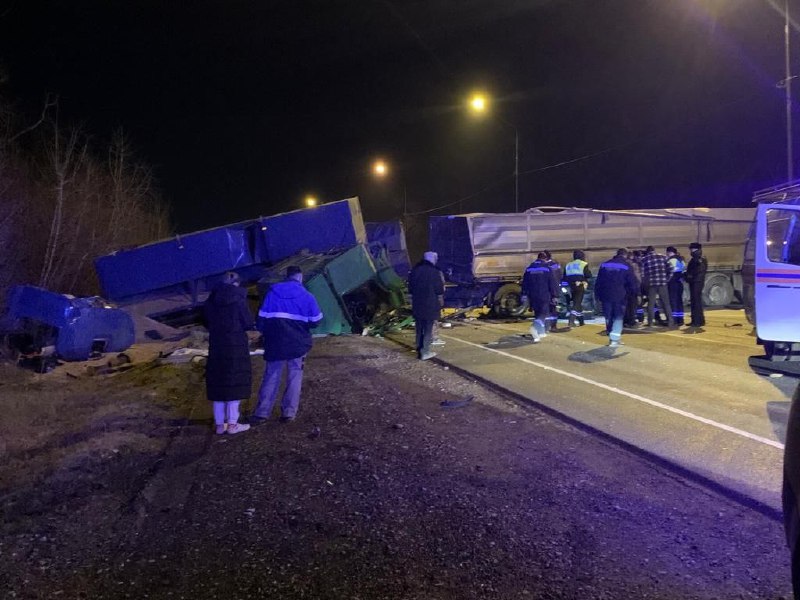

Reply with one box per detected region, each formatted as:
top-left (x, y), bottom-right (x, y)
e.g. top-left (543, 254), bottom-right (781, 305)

top-left (204, 282), bottom-right (254, 402)
top-left (257, 279), bottom-right (323, 361)
top-left (408, 259), bottom-right (445, 320)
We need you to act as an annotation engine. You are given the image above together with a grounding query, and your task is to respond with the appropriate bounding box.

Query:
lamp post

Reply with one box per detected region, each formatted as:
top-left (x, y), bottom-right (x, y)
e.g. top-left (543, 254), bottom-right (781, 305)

top-left (468, 92), bottom-right (520, 212)
top-left (782, 0), bottom-right (794, 182)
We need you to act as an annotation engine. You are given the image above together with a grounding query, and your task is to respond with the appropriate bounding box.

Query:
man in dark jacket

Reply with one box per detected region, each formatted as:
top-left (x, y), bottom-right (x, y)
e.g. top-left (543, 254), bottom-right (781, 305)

top-left (251, 266), bottom-right (323, 424)
top-left (204, 271), bottom-right (254, 435)
top-left (522, 252), bottom-right (558, 343)
top-left (543, 250), bottom-right (563, 332)
top-left (594, 248), bottom-right (639, 347)
top-left (408, 251), bottom-right (444, 360)
top-left (685, 242), bottom-right (708, 327)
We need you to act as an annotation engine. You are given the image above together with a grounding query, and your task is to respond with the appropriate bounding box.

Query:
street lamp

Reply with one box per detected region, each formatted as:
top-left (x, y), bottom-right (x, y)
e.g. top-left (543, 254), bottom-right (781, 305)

top-left (373, 159), bottom-right (388, 177)
top-left (304, 195), bottom-right (318, 208)
top-left (468, 91), bottom-right (520, 213)
top-left (780, 0), bottom-right (795, 181)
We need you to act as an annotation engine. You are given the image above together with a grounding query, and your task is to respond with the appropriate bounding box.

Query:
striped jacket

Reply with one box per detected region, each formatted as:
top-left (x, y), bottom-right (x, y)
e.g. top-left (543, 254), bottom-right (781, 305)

top-left (257, 280), bottom-right (323, 361)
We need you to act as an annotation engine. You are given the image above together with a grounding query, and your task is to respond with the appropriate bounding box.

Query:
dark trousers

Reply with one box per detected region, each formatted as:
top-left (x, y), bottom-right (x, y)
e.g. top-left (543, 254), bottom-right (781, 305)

top-left (415, 318), bottom-right (435, 358)
top-left (568, 283), bottom-right (585, 324)
top-left (688, 281), bottom-right (705, 326)
top-left (667, 277), bottom-right (685, 324)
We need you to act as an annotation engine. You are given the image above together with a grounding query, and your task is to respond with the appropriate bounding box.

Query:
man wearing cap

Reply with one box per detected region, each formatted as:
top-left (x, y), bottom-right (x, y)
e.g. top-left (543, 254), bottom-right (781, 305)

top-left (685, 242), bottom-right (708, 328)
top-left (408, 251), bottom-right (445, 360)
top-left (251, 266), bottom-right (323, 424)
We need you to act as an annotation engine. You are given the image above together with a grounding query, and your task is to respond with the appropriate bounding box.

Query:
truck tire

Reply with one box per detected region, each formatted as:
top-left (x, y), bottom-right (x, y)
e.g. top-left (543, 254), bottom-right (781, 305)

top-left (702, 274), bottom-right (734, 307)
top-left (491, 284), bottom-right (528, 318)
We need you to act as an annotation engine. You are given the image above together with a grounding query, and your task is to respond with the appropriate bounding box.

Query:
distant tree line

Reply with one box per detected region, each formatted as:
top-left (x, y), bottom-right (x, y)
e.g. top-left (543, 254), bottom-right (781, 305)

top-left (0, 94), bottom-right (170, 308)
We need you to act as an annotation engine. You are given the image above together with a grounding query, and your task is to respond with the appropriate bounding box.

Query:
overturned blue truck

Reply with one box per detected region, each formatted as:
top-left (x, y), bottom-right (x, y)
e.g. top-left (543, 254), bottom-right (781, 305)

top-left (1, 197), bottom-right (409, 363)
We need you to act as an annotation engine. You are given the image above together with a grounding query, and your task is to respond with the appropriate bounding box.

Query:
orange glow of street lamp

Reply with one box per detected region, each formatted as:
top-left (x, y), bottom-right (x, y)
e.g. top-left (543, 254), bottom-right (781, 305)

top-left (373, 159), bottom-right (388, 177)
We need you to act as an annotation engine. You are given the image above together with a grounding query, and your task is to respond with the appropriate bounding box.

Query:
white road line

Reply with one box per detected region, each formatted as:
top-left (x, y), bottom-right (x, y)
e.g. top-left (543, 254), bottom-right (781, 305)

top-left (478, 321), bottom-right (755, 348)
top-left (442, 334), bottom-right (784, 450)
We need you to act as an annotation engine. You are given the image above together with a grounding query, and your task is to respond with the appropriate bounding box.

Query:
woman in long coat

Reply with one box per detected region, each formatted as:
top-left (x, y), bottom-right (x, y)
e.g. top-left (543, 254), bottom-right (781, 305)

top-left (204, 272), bottom-right (253, 434)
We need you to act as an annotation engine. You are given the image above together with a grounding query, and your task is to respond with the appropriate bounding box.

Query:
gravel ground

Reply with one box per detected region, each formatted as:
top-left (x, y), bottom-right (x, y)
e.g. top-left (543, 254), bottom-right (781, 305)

top-left (0, 335), bottom-right (793, 599)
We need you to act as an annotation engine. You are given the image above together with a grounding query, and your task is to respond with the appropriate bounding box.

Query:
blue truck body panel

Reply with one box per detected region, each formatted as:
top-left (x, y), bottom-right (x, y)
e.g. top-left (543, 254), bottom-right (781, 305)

top-left (95, 198), bottom-right (366, 304)
top-left (3, 285), bottom-right (135, 361)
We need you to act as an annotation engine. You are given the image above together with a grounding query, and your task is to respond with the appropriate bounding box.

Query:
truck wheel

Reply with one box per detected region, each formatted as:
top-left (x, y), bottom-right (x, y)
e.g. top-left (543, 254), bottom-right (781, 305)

top-left (491, 284), bottom-right (527, 318)
top-left (702, 274), bottom-right (734, 307)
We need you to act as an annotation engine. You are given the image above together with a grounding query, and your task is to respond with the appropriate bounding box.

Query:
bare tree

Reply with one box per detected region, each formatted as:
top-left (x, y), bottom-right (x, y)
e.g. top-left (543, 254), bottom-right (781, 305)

top-left (39, 118), bottom-right (86, 289)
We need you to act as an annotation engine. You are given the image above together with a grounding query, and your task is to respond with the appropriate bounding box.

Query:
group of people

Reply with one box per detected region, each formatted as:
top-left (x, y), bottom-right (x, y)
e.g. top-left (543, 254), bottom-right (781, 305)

top-left (203, 266), bottom-right (323, 435)
top-left (408, 243), bottom-right (710, 357)
top-left (524, 243), bottom-right (709, 347)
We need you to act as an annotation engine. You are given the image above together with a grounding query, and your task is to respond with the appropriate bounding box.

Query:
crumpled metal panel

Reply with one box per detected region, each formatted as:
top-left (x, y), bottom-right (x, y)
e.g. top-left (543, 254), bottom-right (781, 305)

top-left (3, 285), bottom-right (135, 361)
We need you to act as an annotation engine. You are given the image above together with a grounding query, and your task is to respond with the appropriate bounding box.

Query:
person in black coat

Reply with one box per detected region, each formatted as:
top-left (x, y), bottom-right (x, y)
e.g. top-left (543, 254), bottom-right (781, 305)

top-left (522, 252), bottom-right (558, 343)
top-left (408, 251), bottom-right (445, 360)
top-left (204, 272), bottom-right (254, 435)
top-left (594, 248), bottom-right (639, 347)
top-left (685, 242), bottom-right (708, 328)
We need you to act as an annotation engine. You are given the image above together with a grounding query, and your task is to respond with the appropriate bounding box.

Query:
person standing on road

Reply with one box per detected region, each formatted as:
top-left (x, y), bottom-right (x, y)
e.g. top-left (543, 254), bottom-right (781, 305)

top-left (408, 251), bottom-right (445, 360)
top-left (204, 271), bottom-right (254, 435)
top-left (625, 249), bottom-right (645, 327)
top-left (641, 245), bottom-right (674, 327)
top-left (251, 266), bottom-right (323, 425)
top-left (543, 250), bottom-right (563, 332)
top-left (564, 250), bottom-right (592, 327)
top-left (666, 246), bottom-right (686, 326)
top-left (522, 252), bottom-right (558, 343)
top-left (594, 248), bottom-right (639, 347)
top-left (685, 242), bottom-right (708, 328)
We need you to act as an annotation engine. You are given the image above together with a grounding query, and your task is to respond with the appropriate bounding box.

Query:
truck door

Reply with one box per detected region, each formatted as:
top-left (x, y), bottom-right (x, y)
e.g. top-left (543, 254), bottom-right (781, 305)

top-left (755, 203), bottom-right (800, 344)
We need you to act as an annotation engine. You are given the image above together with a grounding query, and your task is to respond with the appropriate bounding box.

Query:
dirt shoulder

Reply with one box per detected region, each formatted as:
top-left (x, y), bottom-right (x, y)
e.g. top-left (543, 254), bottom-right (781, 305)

top-left (0, 336), bottom-right (793, 599)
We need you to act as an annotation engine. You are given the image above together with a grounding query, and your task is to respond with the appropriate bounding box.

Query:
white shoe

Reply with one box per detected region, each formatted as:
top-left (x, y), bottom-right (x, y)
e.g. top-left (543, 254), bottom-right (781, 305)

top-left (420, 351), bottom-right (437, 360)
top-left (608, 340), bottom-right (623, 348)
top-left (227, 423), bottom-right (250, 434)
top-left (531, 337), bottom-right (541, 344)
top-left (431, 338), bottom-right (446, 346)
top-left (540, 332), bottom-right (548, 339)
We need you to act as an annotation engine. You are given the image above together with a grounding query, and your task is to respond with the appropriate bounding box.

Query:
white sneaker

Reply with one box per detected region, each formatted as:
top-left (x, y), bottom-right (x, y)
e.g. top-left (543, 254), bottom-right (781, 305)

top-left (608, 340), bottom-right (623, 348)
top-left (431, 338), bottom-right (446, 346)
top-left (227, 423), bottom-right (250, 434)
top-left (420, 351), bottom-right (437, 360)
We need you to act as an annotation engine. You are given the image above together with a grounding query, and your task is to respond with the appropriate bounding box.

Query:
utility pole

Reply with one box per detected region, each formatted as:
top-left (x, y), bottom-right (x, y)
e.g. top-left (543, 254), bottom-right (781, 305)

top-left (785, 0), bottom-right (794, 182)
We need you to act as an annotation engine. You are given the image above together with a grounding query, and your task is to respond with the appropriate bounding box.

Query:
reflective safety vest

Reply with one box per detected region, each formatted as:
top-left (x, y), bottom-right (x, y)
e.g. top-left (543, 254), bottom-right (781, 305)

top-left (565, 259), bottom-right (588, 278)
top-left (668, 256), bottom-right (685, 274)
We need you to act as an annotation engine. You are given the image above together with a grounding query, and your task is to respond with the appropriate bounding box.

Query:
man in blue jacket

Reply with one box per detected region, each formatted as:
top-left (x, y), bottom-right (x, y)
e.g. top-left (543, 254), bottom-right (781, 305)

top-left (522, 252), bottom-right (558, 343)
top-left (594, 248), bottom-right (639, 347)
top-left (251, 266), bottom-right (323, 424)
top-left (408, 251), bottom-right (445, 360)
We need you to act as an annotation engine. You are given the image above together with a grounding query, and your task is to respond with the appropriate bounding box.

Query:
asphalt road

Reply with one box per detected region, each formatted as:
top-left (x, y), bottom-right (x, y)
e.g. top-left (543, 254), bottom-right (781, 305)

top-left (390, 309), bottom-right (795, 511)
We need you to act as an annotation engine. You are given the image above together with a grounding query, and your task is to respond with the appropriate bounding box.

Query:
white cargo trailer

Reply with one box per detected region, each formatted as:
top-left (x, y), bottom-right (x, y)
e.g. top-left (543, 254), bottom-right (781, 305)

top-left (430, 206), bottom-right (755, 316)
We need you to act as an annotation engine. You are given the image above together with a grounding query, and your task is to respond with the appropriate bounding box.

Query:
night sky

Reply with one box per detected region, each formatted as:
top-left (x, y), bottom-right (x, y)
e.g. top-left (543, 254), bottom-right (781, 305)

top-left (0, 0), bottom-right (796, 233)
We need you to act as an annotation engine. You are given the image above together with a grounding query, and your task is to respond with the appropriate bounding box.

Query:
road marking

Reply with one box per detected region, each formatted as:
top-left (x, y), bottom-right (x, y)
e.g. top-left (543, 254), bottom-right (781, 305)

top-left (478, 321), bottom-right (756, 348)
top-left (442, 334), bottom-right (785, 450)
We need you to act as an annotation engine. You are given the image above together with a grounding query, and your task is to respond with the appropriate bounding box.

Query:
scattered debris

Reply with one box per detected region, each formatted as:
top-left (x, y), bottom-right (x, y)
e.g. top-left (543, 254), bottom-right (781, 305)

top-left (440, 396), bottom-right (474, 409)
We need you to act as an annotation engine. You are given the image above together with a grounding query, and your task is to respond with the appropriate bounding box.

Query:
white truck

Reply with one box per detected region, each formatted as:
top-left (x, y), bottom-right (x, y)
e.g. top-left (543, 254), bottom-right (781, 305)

top-left (745, 181), bottom-right (800, 361)
top-left (430, 206), bottom-right (755, 317)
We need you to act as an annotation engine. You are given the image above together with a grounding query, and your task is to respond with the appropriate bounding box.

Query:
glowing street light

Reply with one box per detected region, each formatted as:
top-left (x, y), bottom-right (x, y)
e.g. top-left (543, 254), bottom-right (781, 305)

top-left (468, 90), bottom-right (521, 212)
top-left (304, 195), bottom-right (318, 208)
top-left (373, 159), bottom-right (388, 177)
top-left (469, 93), bottom-right (488, 114)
